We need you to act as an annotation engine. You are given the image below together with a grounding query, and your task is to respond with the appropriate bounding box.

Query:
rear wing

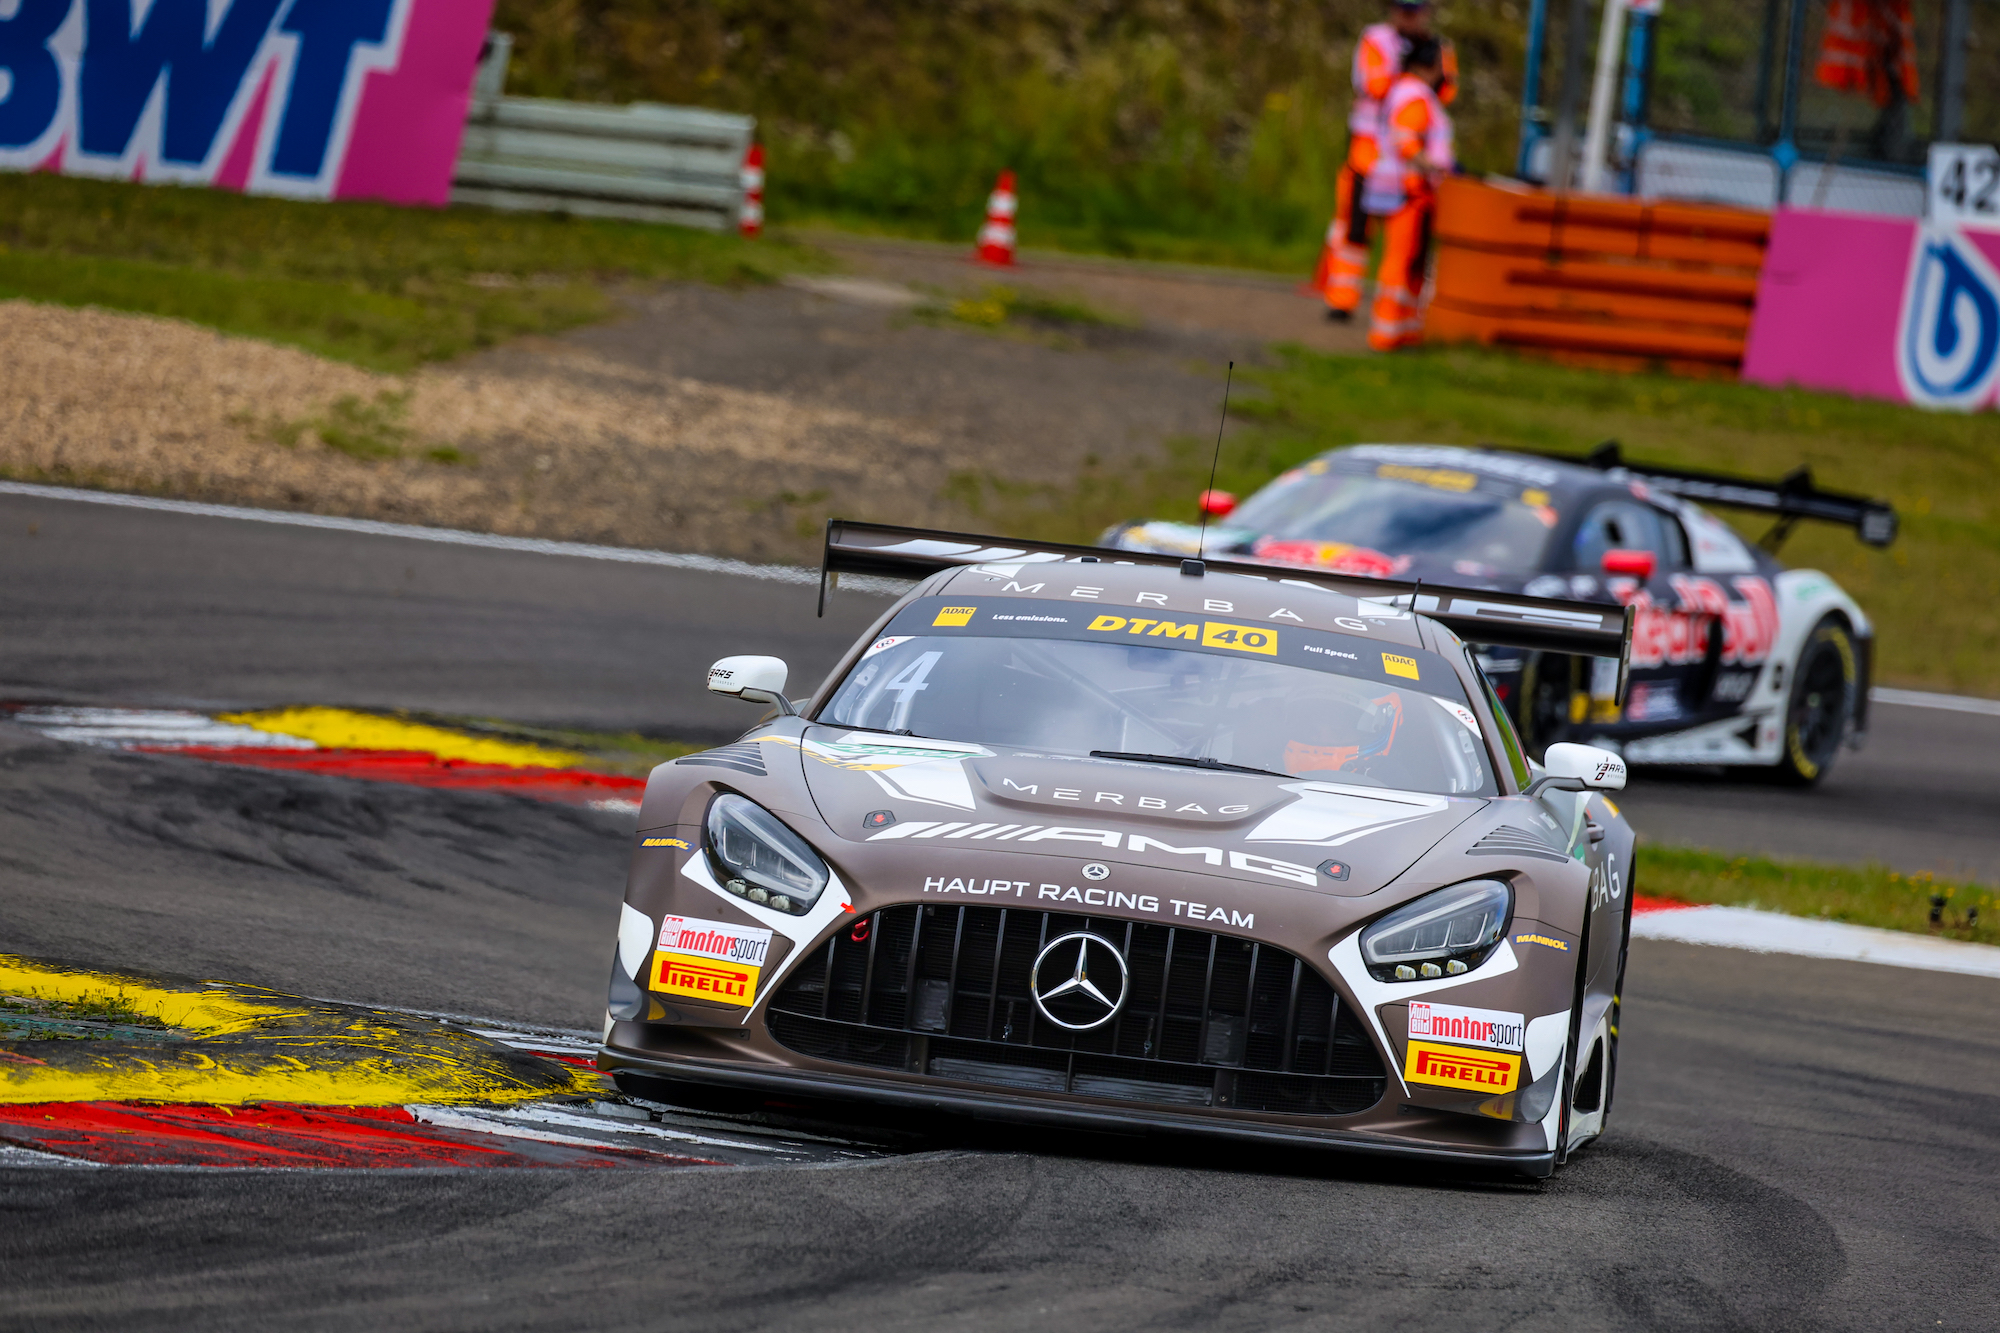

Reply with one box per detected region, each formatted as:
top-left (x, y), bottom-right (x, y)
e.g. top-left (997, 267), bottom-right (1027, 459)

top-left (1528, 441), bottom-right (1898, 549)
top-left (821, 519), bottom-right (1634, 701)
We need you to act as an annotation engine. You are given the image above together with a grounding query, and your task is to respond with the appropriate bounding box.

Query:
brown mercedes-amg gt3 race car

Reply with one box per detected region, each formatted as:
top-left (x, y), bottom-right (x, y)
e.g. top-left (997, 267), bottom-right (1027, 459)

top-left (599, 522), bottom-right (1640, 1177)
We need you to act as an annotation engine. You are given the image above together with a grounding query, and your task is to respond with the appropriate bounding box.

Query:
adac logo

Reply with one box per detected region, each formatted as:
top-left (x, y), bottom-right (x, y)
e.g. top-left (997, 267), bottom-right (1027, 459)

top-left (1897, 228), bottom-right (2000, 410)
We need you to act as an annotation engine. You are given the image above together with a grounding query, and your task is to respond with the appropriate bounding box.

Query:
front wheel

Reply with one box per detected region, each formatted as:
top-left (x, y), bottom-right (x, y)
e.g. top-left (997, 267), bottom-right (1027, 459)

top-left (1773, 616), bottom-right (1857, 786)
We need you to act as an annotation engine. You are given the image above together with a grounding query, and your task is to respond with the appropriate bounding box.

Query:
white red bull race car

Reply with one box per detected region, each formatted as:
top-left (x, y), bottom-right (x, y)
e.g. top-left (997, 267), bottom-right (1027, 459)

top-left (1105, 443), bottom-right (1897, 784)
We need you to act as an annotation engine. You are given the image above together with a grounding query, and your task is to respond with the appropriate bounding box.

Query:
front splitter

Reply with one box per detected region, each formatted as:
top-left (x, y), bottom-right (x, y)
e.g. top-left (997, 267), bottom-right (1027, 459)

top-left (598, 1045), bottom-right (1559, 1179)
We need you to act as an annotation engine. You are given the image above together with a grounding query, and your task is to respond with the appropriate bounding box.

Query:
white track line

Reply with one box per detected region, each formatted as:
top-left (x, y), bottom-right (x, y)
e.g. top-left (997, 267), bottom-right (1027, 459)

top-left (6, 706), bottom-right (317, 749)
top-left (0, 481), bottom-right (906, 594)
top-left (1632, 904), bottom-right (2000, 979)
top-left (1870, 687), bottom-right (2000, 718)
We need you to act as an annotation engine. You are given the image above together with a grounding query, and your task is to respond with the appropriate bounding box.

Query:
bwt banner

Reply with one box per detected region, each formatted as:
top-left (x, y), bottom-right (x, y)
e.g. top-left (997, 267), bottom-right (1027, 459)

top-left (0, 0), bottom-right (494, 206)
top-left (1744, 209), bottom-right (2000, 411)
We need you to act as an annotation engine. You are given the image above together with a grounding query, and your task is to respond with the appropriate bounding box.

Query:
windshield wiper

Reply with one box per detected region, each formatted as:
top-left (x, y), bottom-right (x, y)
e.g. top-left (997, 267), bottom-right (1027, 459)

top-left (1089, 751), bottom-right (1290, 779)
top-left (818, 722), bottom-right (929, 739)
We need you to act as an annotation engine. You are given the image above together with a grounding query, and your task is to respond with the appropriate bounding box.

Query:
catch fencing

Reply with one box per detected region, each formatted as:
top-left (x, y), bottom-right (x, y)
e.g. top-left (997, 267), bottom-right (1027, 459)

top-left (1517, 0), bottom-right (2000, 213)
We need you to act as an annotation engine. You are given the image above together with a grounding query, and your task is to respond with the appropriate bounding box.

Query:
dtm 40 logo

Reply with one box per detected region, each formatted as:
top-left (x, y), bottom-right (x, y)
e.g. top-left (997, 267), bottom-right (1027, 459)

top-left (1614, 575), bottom-right (1778, 669)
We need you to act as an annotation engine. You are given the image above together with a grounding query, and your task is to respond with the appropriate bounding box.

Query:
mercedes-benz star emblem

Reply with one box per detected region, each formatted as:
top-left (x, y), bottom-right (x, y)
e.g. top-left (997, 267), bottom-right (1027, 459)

top-left (1029, 933), bottom-right (1129, 1031)
top-left (1081, 862), bottom-right (1110, 881)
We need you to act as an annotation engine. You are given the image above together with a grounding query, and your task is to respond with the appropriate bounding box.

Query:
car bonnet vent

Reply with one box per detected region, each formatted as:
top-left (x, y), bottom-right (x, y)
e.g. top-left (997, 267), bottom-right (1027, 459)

top-left (1467, 824), bottom-right (1570, 863)
top-left (674, 743), bottom-right (767, 776)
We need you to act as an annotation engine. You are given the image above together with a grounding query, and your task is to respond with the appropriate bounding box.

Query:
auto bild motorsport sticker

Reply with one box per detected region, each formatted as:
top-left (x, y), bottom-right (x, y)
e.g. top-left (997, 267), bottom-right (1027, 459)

top-left (1407, 1000), bottom-right (1525, 1052)
top-left (1403, 1039), bottom-right (1521, 1094)
top-left (652, 914), bottom-right (774, 1007)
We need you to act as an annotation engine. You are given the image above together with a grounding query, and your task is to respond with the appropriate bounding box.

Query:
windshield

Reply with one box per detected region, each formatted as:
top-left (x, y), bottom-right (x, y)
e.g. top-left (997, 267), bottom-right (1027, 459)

top-left (820, 606), bottom-right (1497, 797)
top-left (1228, 460), bottom-right (1559, 579)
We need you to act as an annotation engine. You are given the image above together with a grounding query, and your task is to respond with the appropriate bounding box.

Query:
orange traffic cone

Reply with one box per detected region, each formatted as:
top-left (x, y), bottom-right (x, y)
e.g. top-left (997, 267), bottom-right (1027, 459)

top-left (975, 170), bottom-right (1017, 266)
top-left (738, 143), bottom-right (764, 238)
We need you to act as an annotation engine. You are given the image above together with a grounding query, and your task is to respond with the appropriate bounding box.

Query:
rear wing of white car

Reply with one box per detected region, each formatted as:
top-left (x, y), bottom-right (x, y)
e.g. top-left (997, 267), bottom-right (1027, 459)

top-left (820, 519), bottom-right (1634, 702)
top-left (1531, 441), bottom-right (1899, 550)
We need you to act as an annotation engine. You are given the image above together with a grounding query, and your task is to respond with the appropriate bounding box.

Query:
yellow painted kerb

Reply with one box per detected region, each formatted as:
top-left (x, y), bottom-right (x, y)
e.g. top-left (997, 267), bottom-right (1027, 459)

top-left (218, 707), bottom-right (588, 769)
top-left (0, 956), bottom-right (600, 1107)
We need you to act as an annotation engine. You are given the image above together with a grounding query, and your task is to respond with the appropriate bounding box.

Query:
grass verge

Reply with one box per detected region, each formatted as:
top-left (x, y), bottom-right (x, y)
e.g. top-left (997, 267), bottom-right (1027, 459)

top-left (948, 343), bottom-right (2000, 698)
top-left (1640, 846), bottom-right (1997, 946)
top-left (0, 173), bottom-right (829, 371)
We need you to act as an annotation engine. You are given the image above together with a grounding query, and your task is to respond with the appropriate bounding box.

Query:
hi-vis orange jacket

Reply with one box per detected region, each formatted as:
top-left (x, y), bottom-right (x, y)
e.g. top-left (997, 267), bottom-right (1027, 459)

top-left (1361, 74), bottom-right (1455, 216)
top-left (1814, 0), bottom-right (1918, 107)
top-left (1348, 23), bottom-right (1405, 137)
top-left (1348, 25), bottom-right (1458, 172)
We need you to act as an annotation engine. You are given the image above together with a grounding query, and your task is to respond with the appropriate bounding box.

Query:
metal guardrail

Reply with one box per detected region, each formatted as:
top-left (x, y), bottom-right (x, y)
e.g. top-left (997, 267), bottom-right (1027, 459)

top-left (450, 34), bottom-right (754, 232)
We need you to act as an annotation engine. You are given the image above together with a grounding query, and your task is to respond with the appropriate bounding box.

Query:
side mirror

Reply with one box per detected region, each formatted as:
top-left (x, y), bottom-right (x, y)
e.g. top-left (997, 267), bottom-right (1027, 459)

top-left (1601, 548), bottom-right (1656, 579)
top-left (1198, 489), bottom-right (1237, 518)
top-left (1528, 743), bottom-right (1627, 796)
top-left (707, 655), bottom-right (796, 715)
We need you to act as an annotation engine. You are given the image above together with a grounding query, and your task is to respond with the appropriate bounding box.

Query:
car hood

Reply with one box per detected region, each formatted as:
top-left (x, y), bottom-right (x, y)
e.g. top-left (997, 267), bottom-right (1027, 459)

top-left (784, 725), bottom-right (1486, 898)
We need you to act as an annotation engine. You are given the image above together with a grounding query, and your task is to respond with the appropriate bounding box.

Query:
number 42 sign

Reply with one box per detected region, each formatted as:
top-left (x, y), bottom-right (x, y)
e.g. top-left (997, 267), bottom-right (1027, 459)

top-left (1928, 143), bottom-right (2000, 227)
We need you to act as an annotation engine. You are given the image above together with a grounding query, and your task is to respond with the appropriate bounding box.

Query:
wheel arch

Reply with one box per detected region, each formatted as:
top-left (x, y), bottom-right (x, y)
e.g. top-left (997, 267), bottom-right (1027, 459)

top-left (1766, 570), bottom-right (1869, 697)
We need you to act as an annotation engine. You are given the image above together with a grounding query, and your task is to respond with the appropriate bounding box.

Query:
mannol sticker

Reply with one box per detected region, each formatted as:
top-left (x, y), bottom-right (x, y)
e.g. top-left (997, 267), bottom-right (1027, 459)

top-left (1403, 1040), bottom-right (1521, 1094)
top-left (651, 915), bottom-right (773, 1007)
top-left (1407, 1000), bottom-right (1525, 1052)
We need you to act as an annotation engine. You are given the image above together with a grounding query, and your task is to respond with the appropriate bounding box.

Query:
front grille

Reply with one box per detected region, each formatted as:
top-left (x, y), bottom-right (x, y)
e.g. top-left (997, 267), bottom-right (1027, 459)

top-left (767, 905), bottom-right (1386, 1116)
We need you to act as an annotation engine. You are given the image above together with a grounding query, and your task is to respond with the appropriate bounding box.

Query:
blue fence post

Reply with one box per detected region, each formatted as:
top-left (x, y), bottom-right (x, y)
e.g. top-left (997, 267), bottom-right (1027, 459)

top-left (1519, 0), bottom-right (1552, 179)
top-left (1774, 0), bottom-right (1809, 201)
top-left (1619, 11), bottom-right (1654, 193)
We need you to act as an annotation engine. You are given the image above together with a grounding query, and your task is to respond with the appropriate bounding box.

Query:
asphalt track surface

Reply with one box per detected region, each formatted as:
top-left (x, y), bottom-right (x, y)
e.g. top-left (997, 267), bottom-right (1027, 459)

top-left (4, 488), bottom-right (1997, 879)
top-left (4, 489), bottom-right (2000, 1330)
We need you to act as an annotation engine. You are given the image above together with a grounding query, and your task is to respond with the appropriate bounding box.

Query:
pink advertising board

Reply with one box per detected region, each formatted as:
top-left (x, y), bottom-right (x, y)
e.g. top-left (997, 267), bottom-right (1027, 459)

top-left (0, 0), bottom-right (495, 207)
top-left (1744, 207), bottom-right (2000, 410)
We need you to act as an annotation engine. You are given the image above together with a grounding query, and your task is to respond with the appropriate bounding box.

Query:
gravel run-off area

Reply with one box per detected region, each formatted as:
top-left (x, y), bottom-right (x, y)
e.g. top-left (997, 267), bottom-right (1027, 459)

top-left (0, 241), bottom-right (1327, 565)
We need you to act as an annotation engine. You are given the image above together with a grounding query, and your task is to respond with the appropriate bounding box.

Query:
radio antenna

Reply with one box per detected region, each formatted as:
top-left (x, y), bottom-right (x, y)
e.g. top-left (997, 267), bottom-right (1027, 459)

top-left (1196, 360), bottom-right (1235, 562)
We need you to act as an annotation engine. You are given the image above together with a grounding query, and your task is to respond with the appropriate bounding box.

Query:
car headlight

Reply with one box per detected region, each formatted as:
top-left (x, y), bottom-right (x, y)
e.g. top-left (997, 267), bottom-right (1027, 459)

top-left (705, 794), bottom-right (830, 916)
top-left (1360, 878), bottom-right (1512, 981)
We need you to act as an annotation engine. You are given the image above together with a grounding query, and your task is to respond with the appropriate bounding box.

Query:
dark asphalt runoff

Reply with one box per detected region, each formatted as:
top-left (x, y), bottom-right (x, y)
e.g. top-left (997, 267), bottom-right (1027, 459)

top-left (4, 487), bottom-right (2000, 1329)
top-left (4, 487), bottom-right (1996, 879)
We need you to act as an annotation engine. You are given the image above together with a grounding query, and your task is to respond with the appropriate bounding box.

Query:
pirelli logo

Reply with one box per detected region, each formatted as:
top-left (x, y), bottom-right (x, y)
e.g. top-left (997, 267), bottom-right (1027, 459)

top-left (1403, 1039), bottom-right (1521, 1094)
top-left (654, 951), bottom-right (761, 1007)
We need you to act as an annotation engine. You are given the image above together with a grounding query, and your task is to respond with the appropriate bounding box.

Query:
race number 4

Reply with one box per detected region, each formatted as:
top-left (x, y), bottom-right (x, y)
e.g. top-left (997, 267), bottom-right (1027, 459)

top-left (1928, 143), bottom-right (2000, 226)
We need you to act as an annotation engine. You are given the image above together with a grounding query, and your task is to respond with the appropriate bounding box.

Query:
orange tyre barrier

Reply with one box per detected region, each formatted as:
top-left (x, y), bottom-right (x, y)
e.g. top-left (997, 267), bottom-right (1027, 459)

top-left (1426, 177), bottom-right (1770, 375)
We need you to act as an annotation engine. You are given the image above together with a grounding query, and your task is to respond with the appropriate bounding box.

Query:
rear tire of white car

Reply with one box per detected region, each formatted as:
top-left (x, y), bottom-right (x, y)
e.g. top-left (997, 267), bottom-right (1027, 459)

top-left (1773, 615), bottom-right (1858, 786)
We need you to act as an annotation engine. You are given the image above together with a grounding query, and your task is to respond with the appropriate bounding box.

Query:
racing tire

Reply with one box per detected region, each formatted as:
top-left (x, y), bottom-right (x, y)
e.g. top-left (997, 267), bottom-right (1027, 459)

top-left (1517, 652), bottom-right (1575, 761)
top-left (1601, 877), bottom-right (1636, 1124)
top-left (1773, 616), bottom-right (1858, 786)
top-left (1553, 916), bottom-right (1591, 1168)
